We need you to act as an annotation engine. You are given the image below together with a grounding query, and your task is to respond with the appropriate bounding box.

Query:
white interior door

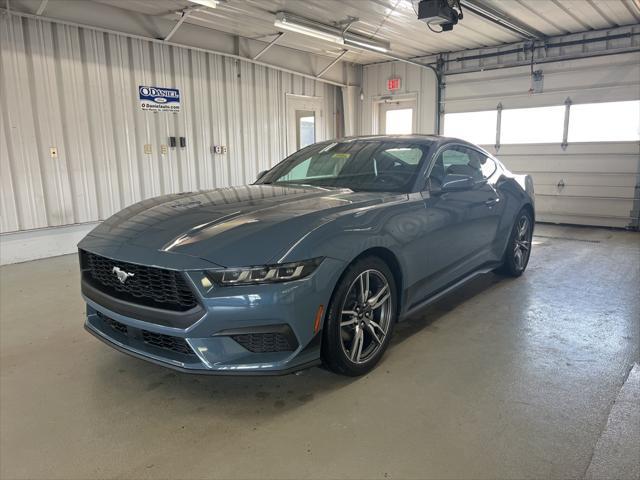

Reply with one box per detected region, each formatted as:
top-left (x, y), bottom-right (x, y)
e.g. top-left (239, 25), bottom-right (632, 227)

top-left (379, 99), bottom-right (417, 134)
top-left (286, 95), bottom-right (325, 155)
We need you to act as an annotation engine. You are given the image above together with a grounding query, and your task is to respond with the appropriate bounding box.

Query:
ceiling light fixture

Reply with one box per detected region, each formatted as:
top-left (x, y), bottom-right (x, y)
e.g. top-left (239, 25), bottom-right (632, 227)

top-left (273, 12), bottom-right (390, 54)
top-left (188, 0), bottom-right (218, 8)
top-left (343, 35), bottom-right (389, 53)
top-left (274, 12), bottom-right (344, 44)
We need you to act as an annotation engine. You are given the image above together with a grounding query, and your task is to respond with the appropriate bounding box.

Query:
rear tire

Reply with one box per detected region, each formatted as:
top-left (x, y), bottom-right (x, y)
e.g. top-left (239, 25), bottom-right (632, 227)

top-left (322, 256), bottom-right (397, 376)
top-left (497, 208), bottom-right (533, 277)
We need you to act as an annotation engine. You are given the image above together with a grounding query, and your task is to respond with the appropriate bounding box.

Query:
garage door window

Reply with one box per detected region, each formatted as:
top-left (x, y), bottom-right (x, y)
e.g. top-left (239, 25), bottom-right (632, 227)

top-left (568, 100), bottom-right (640, 142)
top-left (443, 110), bottom-right (497, 145)
top-left (501, 106), bottom-right (565, 144)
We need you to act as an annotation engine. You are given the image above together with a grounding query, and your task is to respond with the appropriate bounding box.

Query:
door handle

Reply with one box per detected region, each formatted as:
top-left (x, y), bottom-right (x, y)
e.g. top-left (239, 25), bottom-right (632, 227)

top-left (484, 198), bottom-right (500, 207)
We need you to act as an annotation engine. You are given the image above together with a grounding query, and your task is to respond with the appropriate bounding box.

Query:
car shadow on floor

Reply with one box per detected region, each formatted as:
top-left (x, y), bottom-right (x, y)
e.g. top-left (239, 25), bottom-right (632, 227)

top-left (89, 272), bottom-right (512, 419)
top-left (391, 271), bottom-right (507, 345)
top-left (91, 351), bottom-right (355, 419)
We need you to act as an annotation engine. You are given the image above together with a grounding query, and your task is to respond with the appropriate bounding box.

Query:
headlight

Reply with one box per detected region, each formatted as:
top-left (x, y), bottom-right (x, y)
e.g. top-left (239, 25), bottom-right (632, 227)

top-left (206, 258), bottom-right (323, 286)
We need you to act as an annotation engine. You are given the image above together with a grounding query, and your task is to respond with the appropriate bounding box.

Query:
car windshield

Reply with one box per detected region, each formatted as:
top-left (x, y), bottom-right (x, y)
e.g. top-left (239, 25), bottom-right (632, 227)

top-left (258, 140), bottom-right (433, 193)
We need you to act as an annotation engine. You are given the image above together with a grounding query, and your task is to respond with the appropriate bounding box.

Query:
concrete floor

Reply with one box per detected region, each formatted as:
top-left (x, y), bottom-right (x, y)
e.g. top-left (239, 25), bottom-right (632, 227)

top-left (1, 224), bottom-right (638, 479)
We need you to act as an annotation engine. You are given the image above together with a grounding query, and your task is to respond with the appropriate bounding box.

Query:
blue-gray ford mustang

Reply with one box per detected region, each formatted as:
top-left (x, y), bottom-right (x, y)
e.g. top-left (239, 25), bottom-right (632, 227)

top-left (79, 135), bottom-right (534, 376)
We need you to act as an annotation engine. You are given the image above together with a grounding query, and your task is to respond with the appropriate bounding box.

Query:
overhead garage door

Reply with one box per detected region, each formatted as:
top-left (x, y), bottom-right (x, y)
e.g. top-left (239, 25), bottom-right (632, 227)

top-left (443, 53), bottom-right (640, 229)
top-left (489, 142), bottom-right (639, 229)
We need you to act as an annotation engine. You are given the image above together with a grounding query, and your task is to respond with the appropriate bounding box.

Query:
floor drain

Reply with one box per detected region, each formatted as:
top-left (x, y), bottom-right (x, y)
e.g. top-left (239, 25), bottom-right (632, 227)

top-left (533, 235), bottom-right (601, 243)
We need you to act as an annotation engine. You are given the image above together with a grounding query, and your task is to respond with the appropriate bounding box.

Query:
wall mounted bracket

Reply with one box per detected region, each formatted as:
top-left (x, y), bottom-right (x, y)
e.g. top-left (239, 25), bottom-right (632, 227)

top-left (561, 97), bottom-right (572, 150)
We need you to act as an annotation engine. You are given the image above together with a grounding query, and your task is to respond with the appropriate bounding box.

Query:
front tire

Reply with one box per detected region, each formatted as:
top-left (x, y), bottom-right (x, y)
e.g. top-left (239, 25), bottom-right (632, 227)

top-left (322, 256), bottom-right (397, 376)
top-left (498, 208), bottom-right (533, 277)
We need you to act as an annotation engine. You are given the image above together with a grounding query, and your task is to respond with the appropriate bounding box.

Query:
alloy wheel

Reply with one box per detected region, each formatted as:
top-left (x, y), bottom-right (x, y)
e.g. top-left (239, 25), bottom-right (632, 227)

top-left (513, 215), bottom-right (532, 271)
top-left (339, 269), bottom-right (392, 364)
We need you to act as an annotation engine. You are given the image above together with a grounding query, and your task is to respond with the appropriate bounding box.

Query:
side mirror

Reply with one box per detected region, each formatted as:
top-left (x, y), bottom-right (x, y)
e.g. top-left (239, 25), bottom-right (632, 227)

top-left (256, 170), bottom-right (269, 182)
top-left (430, 174), bottom-right (474, 194)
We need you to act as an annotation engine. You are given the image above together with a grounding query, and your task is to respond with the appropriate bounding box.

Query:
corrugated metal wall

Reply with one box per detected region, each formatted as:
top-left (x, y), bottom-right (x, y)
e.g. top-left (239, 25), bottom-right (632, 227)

top-left (0, 14), bottom-right (338, 234)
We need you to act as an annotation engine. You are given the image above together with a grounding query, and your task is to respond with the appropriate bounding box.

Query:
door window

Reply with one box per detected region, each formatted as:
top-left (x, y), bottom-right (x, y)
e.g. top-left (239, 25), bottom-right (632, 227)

top-left (296, 110), bottom-right (316, 150)
top-left (287, 95), bottom-right (323, 156)
top-left (379, 100), bottom-right (417, 135)
top-left (430, 146), bottom-right (493, 186)
top-left (384, 108), bottom-right (413, 134)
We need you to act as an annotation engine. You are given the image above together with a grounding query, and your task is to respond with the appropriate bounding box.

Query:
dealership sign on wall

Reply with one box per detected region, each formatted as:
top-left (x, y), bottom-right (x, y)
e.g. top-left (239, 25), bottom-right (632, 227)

top-left (139, 86), bottom-right (180, 112)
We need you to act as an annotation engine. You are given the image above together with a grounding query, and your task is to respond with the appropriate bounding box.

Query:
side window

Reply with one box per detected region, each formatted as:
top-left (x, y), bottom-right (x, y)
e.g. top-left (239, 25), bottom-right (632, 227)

top-left (428, 151), bottom-right (446, 187)
top-left (442, 147), bottom-right (483, 180)
top-left (429, 145), bottom-right (494, 187)
top-left (480, 156), bottom-right (497, 179)
top-left (371, 146), bottom-right (425, 187)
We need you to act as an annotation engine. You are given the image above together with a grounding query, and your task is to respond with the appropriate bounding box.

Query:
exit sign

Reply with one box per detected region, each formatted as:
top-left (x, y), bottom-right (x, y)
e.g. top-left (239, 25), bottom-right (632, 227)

top-left (387, 78), bottom-right (401, 91)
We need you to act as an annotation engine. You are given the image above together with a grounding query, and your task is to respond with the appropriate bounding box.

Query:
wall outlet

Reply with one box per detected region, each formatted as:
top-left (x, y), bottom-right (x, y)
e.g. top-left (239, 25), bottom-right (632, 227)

top-left (49, 147), bottom-right (58, 159)
top-left (211, 145), bottom-right (227, 154)
top-left (144, 144), bottom-right (152, 154)
top-left (160, 144), bottom-right (168, 155)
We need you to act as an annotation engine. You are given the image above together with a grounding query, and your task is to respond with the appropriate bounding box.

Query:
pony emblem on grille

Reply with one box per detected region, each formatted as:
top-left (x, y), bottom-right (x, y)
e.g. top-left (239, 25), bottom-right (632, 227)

top-left (112, 266), bottom-right (135, 284)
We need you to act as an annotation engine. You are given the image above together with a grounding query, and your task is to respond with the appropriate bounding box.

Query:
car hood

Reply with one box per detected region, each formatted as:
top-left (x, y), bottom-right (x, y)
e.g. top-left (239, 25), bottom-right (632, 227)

top-left (83, 185), bottom-right (399, 267)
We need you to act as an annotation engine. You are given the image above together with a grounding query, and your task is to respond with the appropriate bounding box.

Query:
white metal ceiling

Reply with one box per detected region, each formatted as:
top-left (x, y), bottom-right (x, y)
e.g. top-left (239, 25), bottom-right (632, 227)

top-left (94, 0), bottom-right (640, 63)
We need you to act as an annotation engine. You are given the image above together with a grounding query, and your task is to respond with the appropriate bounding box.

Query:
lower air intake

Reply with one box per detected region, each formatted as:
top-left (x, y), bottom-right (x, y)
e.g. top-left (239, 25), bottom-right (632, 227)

top-left (99, 312), bottom-right (128, 335)
top-left (231, 332), bottom-right (295, 353)
top-left (142, 330), bottom-right (194, 356)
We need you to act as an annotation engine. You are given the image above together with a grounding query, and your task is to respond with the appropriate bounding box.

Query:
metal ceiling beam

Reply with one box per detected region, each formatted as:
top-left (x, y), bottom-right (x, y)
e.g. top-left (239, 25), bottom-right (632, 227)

top-left (459, 0), bottom-right (545, 40)
top-left (165, 6), bottom-right (199, 42)
top-left (363, 25), bottom-right (639, 74)
top-left (35, 0), bottom-right (48, 15)
top-left (316, 49), bottom-right (348, 78)
top-left (253, 32), bottom-right (285, 60)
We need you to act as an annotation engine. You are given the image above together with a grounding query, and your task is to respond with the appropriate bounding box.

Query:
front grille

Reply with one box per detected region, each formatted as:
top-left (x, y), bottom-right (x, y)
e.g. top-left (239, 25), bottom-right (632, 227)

top-left (232, 333), bottom-right (295, 353)
top-left (142, 330), bottom-right (194, 356)
top-left (81, 250), bottom-right (198, 311)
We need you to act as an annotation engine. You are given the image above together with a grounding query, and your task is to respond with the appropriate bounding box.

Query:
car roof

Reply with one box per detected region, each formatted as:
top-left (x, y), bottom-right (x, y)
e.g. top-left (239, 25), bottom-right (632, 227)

top-left (333, 135), bottom-right (475, 147)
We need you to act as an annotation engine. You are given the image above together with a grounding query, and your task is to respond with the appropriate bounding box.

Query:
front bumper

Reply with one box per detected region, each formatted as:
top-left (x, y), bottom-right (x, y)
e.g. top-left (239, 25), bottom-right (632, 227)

top-left (83, 257), bottom-right (346, 375)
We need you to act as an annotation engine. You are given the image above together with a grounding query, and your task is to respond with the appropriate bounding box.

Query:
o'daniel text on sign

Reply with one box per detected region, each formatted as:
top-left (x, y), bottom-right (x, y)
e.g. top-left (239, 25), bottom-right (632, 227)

top-left (139, 86), bottom-right (180, 112)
